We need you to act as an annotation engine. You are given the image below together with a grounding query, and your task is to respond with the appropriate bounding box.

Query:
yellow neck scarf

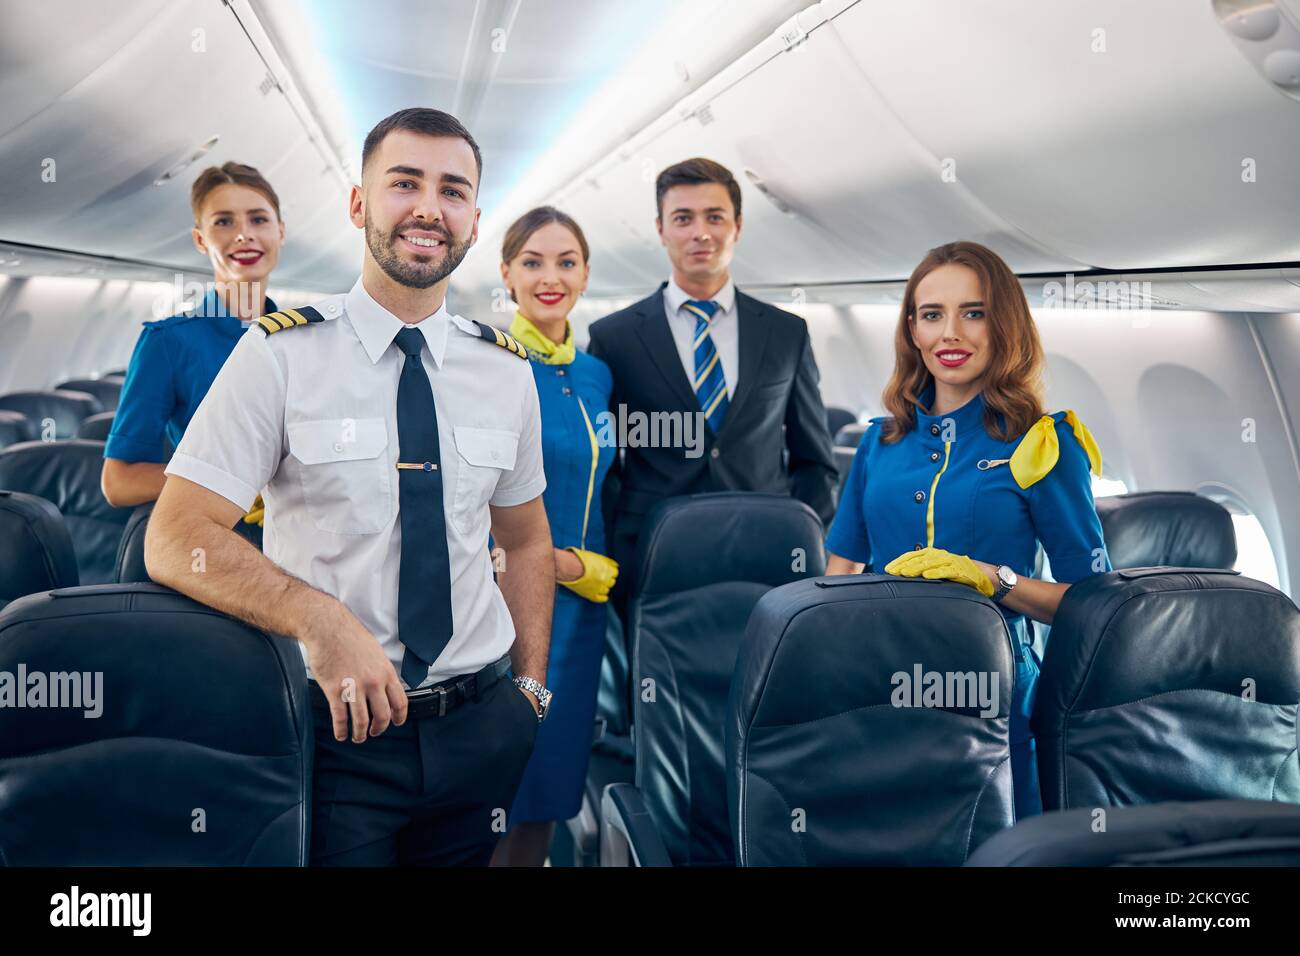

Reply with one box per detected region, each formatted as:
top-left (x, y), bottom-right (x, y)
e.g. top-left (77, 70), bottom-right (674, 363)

top-left (509, 311), bottom-right (576, 365)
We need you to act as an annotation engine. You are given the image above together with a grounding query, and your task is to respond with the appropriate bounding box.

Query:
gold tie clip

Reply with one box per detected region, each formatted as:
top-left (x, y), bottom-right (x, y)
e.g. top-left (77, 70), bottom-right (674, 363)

top-left (396, 461), bottom-right (438, 471)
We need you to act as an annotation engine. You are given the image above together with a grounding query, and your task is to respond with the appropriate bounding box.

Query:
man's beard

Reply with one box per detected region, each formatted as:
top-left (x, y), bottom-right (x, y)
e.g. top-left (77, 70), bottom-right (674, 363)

top-left (366, 210), bottom-right (472, 289)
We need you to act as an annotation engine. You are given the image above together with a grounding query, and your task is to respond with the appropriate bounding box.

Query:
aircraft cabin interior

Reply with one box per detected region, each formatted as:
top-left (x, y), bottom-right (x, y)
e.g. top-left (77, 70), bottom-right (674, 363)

top-left (1, 0), bottom-right (1299, 918)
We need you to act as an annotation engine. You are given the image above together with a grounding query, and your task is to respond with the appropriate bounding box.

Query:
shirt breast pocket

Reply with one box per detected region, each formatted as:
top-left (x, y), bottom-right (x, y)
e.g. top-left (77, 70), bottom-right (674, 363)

top-left (287, 417), bottom-right (393, 535)
top-left (452, 426), bottom-right (518, 534)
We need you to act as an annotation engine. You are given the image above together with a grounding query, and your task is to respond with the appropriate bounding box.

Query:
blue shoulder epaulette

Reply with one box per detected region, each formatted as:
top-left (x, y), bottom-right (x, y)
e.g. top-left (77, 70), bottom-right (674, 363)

top-left (469, 320), bottom-right (528, 360)
top-left (256, 306), bottom-right (326, 336)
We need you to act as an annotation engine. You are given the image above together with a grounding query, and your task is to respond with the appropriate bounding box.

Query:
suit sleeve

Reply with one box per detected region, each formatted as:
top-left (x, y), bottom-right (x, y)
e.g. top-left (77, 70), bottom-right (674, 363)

top-left (784, 325), bottom-right (838, 527)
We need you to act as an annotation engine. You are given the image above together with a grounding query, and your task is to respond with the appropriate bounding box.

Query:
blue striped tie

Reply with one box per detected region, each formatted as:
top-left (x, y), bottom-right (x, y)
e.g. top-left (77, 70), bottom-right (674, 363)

top-left (684, 299), bottom-right (728, 432)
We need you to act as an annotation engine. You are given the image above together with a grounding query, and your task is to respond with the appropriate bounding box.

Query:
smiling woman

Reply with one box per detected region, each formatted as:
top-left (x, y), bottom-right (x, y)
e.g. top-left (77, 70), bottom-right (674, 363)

top-left (824, 240), bottom-right (1111, 823)
top-left (99, 162), bottom-right (285, 512)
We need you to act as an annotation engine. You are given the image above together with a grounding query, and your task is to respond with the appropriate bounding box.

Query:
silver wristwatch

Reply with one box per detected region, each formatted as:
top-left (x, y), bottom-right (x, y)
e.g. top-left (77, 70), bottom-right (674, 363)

top-left (992, 564), bottom-right (1018, 603)
top-left (513, 675), bottom-right (552, 721)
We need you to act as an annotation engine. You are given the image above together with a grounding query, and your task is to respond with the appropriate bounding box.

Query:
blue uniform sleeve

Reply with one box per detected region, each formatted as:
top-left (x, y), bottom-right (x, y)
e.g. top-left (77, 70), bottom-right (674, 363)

top-left (1028, 417), bottom-right (1111, 583)
top-left (824, 428), bottom-right (873, 567)
top-left (105, 324), bottom-right (176, 463)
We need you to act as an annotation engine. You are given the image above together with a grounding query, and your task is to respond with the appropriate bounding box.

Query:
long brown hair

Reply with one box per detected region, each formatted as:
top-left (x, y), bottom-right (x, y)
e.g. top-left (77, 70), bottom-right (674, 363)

top-left (881, 241), bottom-right (1045, 443)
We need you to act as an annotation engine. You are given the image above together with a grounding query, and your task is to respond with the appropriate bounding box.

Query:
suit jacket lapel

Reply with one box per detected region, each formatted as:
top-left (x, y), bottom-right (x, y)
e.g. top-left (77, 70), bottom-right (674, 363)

top-left (632, 286), bottom-right (699, 413)
top-left (719, 291), bottom-right (772, 433)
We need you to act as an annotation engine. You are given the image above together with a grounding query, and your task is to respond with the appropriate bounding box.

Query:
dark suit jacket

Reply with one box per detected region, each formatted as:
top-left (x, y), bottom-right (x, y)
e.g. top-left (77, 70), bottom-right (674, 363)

top-left (586, 282), bottom-right (837, 580)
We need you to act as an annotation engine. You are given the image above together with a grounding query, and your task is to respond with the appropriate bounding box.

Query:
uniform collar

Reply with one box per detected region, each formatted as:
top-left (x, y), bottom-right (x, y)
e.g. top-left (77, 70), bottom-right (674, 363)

top-left (509, 311), bottom-right (575, 365)
top-left (913, 382), bottom-right (986, 436)
top-left (664, 275), bottom-right (736, 318)
top-left (346, 277), bottom-right (450, 368)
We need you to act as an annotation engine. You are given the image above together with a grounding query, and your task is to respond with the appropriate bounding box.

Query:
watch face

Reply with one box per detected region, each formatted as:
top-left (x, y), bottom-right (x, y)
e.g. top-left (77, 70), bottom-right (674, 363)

top-left (998, 566), bottom-right (1017, 587)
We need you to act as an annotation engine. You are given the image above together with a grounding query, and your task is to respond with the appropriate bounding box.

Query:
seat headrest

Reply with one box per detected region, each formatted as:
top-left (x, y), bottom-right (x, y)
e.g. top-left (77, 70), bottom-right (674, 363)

top-left (114, 502), bottom-right (154, 584)
top-left (834, 422), bottom-right (867, 447)
top-left (825, 406), bottom-right (857, 438)
top-left (1095, 491), bottom-right (1236, 569)
top-left (728, 575), bottom-right (1016, 865)
top-left (0, 583), bottom-right (311, 865)
top-left (55, 378), bottom-right (123, 412)
top-left (75, 411), bottom-right (115, 441)
top-left (0, 390), bottom-right (103, 439)
top-left (634, 492), bottom-right (825, 596)
top-left (967, 799), bottom-right (1300, 866)
top-left (0, 491), bottom-right (79, 609)
top-left (1036, 568), bottom-right (1300, 809)
top-left (629, 492), bottom-right (827, 866)
top-left (0, 440), bottom-right (134, 585)
top-left (0, 410), bottom-right (35, 449)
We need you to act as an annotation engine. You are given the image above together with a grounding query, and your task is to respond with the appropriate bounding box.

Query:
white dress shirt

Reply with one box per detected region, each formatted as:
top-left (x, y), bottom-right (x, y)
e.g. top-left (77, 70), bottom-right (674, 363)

top-left (166, 278), bottom-right (546, 687)
top-left (662, 277), bottom-right (740, 397)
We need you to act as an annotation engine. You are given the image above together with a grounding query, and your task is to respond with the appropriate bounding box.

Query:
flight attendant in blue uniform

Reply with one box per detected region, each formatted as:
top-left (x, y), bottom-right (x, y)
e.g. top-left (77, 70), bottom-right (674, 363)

top-left (826, 240), bottom-right (1110, 820)
top-left (101, 161), bottom-right (284, 522)
top-left (491, 207), bottom-right (617, 866)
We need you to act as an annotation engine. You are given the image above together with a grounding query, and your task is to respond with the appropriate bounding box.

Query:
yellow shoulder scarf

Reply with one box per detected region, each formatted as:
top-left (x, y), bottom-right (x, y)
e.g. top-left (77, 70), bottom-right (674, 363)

top-left (509, 311), bottom-right (576, 365)
top-left (1009, 410), bottom-right (1103, 489)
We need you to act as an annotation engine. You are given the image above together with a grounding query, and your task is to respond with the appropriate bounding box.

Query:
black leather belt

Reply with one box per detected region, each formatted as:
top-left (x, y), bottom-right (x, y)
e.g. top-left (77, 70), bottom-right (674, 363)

top-left (309, 653), bottom-right (512, 720)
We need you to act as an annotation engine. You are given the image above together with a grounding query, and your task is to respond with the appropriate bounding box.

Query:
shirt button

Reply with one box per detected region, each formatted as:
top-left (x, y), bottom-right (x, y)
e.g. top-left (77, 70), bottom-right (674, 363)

top-left (327, 304), bottom-right (338, 314)
top-left (929, 424), bottom-right (940, 436)
top-left (562, 386), bottom-right (572, 396)
top-left (929, 451), bottom-right (940, 462)
top-left (332, 442), bottom-right (343, 452)
top-left (491, 450), bottom-right (500, 461)
top-left (914, 544), bottom-right (923, 551)
top-left (914, 490), bottom-right (925, 503)
top-left (556, 369), bottom-right (566, 377)
top-left (710, 448), bottom-right (720, 459)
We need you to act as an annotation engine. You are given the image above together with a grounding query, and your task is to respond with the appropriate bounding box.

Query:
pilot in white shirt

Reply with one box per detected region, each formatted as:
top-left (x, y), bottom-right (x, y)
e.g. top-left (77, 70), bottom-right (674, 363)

top-left (145, 107), bottom-right (555, 867)
top-left (166, 277), bottom-right (544, 685)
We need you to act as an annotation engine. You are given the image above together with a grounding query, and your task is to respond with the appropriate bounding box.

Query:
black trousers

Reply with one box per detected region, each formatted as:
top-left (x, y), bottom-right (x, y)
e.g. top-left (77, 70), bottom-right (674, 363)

top-left (308, 674), bottom-right (539, 866)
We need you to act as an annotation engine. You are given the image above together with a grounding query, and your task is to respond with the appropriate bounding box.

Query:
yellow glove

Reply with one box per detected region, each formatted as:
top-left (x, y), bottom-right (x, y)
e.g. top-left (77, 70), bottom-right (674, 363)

top-left (559, 547), bottom-right (619, 603)
top-left (884, 547), bottom-right (995, 598)
top-left (243, 494), bottom-right (265, 527)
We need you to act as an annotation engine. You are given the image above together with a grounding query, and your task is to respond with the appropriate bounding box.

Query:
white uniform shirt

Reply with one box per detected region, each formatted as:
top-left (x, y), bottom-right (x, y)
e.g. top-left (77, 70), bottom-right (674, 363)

top-left (662, 277), bottom-right (739, 397)
top-left (165, 278), bottom-right (546, 687)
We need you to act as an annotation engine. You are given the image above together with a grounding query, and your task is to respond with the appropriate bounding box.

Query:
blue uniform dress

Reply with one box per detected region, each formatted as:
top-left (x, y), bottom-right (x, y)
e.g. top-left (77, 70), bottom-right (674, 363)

top-left (825, 385), bottom-right (1110, 820)
top-left (508, 330), bottom-right (616, 825)
top-left (105, 289), bottom-right (276, 462)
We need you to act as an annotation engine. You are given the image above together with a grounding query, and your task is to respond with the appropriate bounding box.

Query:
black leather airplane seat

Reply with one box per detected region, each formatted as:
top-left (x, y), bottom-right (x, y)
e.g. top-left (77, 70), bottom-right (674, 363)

top-left (0, 439), bottom-right (134, 585)
top-left (1035, 567), bottom-right (1300, 811)
top-left (0, 490), bottom-right (78, 610)
top-left (728, 574), bottom-right (1017, 865)
top-left (0, 582), bottom-right (312, 865)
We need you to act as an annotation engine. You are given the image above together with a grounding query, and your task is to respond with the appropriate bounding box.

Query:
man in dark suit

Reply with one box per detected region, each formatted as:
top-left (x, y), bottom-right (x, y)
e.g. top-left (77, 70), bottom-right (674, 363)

top-left (586, 157), bottom-right (837, 595)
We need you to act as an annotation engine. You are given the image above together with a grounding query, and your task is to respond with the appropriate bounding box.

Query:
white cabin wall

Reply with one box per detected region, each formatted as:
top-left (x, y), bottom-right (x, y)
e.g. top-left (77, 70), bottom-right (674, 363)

top-left (0, 274), bottom-right (326, 395)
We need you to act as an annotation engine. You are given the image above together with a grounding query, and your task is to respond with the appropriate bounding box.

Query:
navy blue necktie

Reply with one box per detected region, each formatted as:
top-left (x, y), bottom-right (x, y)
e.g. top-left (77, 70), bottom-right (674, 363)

top-left (684, 299), bottom-right (729, 432)
top-left (393, 327), bottom-right (454, 688)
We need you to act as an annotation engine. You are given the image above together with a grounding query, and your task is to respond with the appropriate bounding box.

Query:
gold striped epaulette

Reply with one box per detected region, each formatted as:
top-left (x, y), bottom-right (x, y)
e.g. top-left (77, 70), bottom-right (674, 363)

top-left (256, 306), bottom-right (326, 335)
top-left (470, 320), bottom-right (528, 359)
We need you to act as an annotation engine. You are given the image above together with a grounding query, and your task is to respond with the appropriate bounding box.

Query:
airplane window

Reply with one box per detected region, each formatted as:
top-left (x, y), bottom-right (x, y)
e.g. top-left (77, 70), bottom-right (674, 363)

top-left (1230, 512), bottom-right (1282, 590)
top-left (1090, 475), bottom-right (1130, 498)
